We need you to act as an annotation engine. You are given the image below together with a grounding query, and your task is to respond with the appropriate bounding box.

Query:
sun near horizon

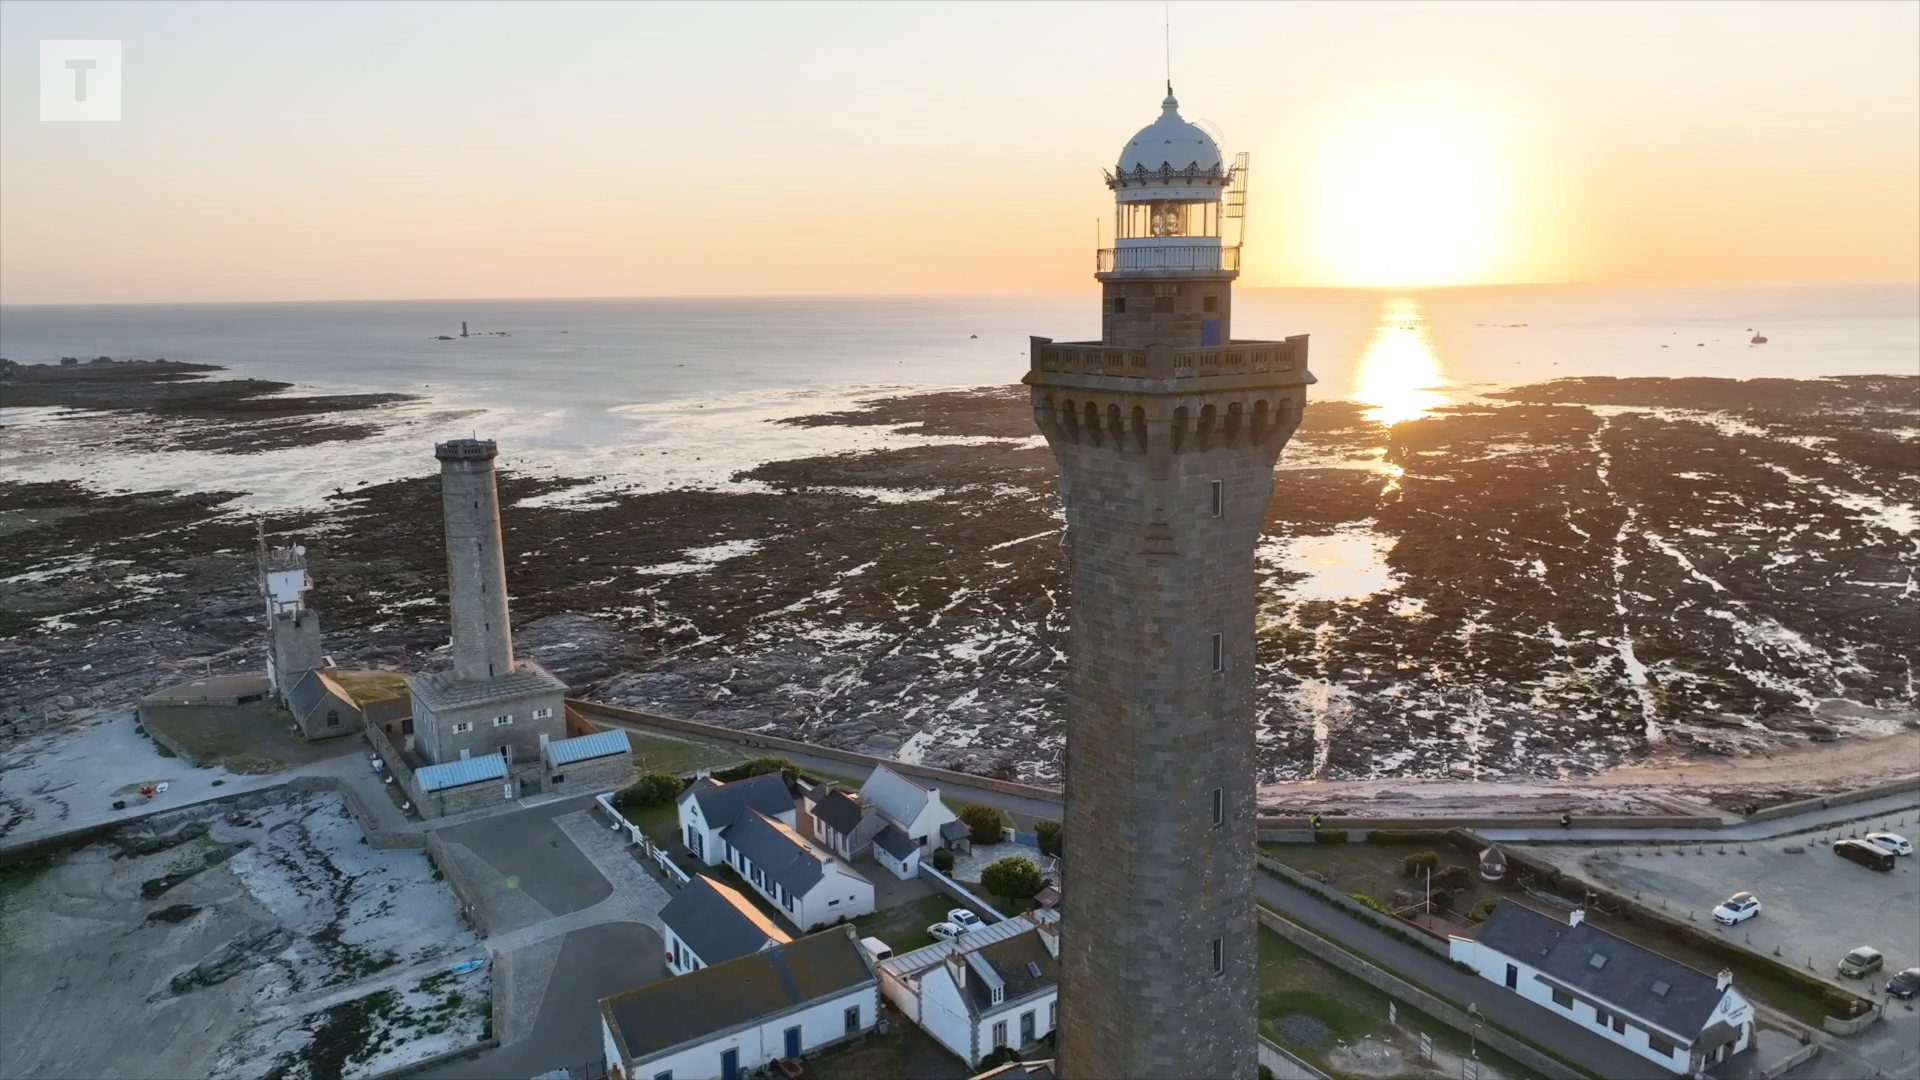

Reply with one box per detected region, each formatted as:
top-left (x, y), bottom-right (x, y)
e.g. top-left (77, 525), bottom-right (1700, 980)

top-left (1, 1), bottom-right (1916, 305)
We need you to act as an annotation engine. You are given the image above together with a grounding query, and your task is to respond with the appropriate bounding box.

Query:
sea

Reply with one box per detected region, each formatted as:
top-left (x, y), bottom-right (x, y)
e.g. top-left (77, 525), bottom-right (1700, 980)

top-left (2, 284), bottom-right (1915, 510)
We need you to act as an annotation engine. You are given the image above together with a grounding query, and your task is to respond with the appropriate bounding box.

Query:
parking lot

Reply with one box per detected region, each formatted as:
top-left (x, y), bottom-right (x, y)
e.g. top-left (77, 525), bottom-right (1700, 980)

top-left (1558, 833), bottom-right (1919, 987)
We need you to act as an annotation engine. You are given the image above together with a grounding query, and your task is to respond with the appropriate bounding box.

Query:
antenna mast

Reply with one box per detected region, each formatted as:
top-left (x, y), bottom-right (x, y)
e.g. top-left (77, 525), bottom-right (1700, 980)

top-left (1165, 3), bottom-right (1172, 91)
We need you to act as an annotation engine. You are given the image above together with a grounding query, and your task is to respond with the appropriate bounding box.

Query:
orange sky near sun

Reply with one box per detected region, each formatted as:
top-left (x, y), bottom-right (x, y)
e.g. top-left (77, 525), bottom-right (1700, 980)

top-left (1, 1), bottom-right (1915, 303)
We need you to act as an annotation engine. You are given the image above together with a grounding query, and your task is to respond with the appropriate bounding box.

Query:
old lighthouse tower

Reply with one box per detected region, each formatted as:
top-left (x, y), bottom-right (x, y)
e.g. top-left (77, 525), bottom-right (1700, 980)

top-left (1027, 87), bottom-right (1314, 1078)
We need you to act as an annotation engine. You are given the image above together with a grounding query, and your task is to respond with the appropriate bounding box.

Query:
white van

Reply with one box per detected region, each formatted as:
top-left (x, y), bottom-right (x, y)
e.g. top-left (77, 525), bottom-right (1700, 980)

top-left (859, 936), bottom-right (893, 962)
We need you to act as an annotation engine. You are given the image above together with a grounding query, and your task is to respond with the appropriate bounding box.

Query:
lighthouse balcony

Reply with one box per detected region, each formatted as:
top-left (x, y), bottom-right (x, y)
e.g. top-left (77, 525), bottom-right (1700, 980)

top-left (1028, 335), bottom-right (1305, 381)
top-left (1096, 244), bottom-right (1240, 276)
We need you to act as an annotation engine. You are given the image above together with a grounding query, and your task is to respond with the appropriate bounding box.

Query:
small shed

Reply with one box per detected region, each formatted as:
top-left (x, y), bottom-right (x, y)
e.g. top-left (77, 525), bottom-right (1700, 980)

top-left (940, 819), bottom-right (973, 855)
top-left (873, 823), bottom-right (921, 881)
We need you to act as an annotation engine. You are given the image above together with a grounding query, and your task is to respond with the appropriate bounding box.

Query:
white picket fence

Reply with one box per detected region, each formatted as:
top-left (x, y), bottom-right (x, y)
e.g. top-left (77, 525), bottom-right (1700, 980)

top-left (594, 792), bottom-right (690, 886)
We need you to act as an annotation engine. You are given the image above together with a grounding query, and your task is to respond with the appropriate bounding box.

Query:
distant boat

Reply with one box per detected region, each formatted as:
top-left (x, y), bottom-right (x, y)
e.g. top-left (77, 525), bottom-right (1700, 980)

top-left (1750, 334), bottom-right (1768, 344)
top-left (450, 959), bottom-right (486, 976)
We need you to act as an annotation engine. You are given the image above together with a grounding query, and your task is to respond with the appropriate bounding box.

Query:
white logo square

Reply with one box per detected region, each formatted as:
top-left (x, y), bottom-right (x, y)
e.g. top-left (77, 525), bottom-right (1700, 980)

top-left (40, 40), bottom-right (122, 122)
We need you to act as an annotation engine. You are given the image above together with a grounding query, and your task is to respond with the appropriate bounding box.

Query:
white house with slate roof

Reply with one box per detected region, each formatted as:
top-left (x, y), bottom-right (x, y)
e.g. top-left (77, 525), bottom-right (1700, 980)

top-left (877, 909), bottom-right (1061, 1067)
top-left (600, 926), bottom-right (878, 1080)
top-left (661, 874), bottom-right (792, 976)
top-left (679, 773), bottom-right (798, 867)
top-left (860, 765), bottom-right (960, 853)
top-left (1450, 903), bottom-right (1753, 1075)
top-left (725, 809), bottom-right (874, 929)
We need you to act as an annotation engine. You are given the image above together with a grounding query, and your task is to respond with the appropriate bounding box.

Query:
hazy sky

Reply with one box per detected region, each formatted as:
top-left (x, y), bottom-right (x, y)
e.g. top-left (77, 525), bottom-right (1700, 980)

top-left (2, 0), bottom-right (1915, 303)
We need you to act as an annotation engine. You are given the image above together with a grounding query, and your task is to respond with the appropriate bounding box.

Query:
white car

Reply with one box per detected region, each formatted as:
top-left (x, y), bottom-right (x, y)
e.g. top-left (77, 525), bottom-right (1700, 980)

top-left (927, 922), bottom-right (964, 942)
top-left (948, 908), bottom-right (985, 932)
top-left (1865, 832), bottom-right (1913, 857)
top-left (1711, 892), bottom-right (1762, 926)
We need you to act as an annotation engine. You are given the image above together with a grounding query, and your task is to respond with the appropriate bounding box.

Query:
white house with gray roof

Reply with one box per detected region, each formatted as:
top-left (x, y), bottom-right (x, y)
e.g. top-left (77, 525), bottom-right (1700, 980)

top-left (724, 808), bottom-right (874, 930)
top-left (661, 874), bottom-right (792, 976)
top-left (859, 765), bottom-right (960, 853)
top-left (877, 909), bottom-right (1061, 1067)
top-left (600, 926), bottom-right (878, 1080)
top-left (678, 773), bottom-right (798, 867)
top-left (1450, 903), bottom-right (1752, 1075)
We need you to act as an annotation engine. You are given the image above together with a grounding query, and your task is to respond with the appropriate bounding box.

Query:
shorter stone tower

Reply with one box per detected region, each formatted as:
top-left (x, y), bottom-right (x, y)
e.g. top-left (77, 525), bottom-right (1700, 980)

top-left (408, 438), bottom-right (567, 772)
top-left (259, 533), bottom-right (323, 703)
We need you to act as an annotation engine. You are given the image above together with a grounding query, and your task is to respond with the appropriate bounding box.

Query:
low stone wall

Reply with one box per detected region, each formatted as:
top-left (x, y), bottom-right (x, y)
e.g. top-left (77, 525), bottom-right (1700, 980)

top-left (1256, 907), bottom-right (1586, 1080)
top-left (1763, 1040), bottom-right (1821, 1078)
top-left (1822, 1008), bottom-right (1881, 1035)
top-left (425, 830), bottom-right (492, 937)
top-left (919, 864), bottom-right (1007, 923)
top-left (1746, 774), bottom-right (1920, 824)
top-left (1258, 1035), bottom-right (1330, 1080)
top-left (365, 724), bottom-right (433, 817)
top-left (1255, 856), bottom-right (1447, 956)
top-left (1258, 814), bottom-right (1721, 832)
top-left (570, 699), bottom-right (1065, 805)
top-left (286, 775), bottom-right (423, 850)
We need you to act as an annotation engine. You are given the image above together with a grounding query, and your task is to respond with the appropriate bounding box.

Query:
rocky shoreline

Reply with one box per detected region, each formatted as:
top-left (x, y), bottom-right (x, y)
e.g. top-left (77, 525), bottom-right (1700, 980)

top-left (2, 368), bottom-right (1914, 788)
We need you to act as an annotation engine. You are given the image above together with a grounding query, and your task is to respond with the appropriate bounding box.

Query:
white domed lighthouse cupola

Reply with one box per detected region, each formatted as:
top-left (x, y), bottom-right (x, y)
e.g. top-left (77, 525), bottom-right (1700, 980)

top-left (1099, 85), bottom-right (1248, 348)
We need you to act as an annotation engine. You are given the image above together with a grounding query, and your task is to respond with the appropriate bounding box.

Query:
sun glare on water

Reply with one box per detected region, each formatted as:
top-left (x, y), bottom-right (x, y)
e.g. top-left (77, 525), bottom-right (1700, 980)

top-left (1352, 298), bottom-right (1448, 426)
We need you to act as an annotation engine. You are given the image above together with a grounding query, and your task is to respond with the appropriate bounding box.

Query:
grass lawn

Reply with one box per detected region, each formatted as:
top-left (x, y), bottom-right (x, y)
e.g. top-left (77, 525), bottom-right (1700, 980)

top-left (617, 800), bottom-right (682, 846)
top-left (1260, 841), bottom-right (1499, 918)
top-left (621, 731), bottom-right (743, 775)
top-left (852, 894), bottom-right (955, 956)
top-left (1257, 924), bottom-right (1539, 1079)
top-left (805, 1014), bottom-right (970, 1080)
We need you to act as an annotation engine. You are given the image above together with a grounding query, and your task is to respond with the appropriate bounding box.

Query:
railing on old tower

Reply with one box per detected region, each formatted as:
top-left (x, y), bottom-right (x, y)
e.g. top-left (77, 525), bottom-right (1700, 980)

top-left (1096, 245), bottom-right (1241, 274)
top-left (1030, 336), bottom-right (1306, 380)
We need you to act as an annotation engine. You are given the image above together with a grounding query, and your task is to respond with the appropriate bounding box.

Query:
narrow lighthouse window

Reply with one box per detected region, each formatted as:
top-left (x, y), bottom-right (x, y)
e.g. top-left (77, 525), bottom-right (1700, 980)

top-left (1211, 633), bottom-right (1224, 672)
top-left (1210, 480), bottom-right (1223, 517)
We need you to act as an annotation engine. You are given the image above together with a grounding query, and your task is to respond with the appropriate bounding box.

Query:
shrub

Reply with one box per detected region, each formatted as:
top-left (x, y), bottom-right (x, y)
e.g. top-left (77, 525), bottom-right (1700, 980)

top-left (981, 856), bottom-right (1044, 902)
top-left (959, 803), bottom-right (1006, 845)
top-left (1312, 829), bottom-right (1349, 845)
top-left (1430, 889), bottom-right (1454, 911)
top-left (615, 772), bottom-right (687, 809)
top-left (932, 847), bottom-right (955, 872)
top-left (1469, 897), bottom-right (1502, 923)
top-left (1035, 819), bottom-right (1063, 858)
top-left (714, 756), bottom-right (798, 787)
top-left (1366, 829), bottom-right (1453, 845)
top-left (1434, 864), bottom-right (1473, 892)
top-left (1399, 851), bottom-right (1441, 877)
top-left (977, 1047), bottom-right (1023, 1071)
top-left (1259, 1067), bottom-right (1275, 1080)
top-left (1347, 892), bottom-right (1395, 916)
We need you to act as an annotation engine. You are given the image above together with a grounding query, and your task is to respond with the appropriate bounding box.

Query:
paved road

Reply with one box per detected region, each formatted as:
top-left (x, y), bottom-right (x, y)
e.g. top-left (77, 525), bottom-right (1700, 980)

top-left (1479, 793), bottom-right (1919, 844)
top-left (581, 708), bottom-right (1065, 824)
top-left (421, 796), bottom-right (672, 1080)
top-left (1255, 870), bottom-right (1669, 1080)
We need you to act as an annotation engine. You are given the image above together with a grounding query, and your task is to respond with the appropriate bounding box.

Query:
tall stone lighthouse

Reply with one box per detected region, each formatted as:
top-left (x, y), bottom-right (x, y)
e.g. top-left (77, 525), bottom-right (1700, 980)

top-left (407, 438), bottom-right (567, 772)
top-left (1027, 87), bottom-right (1313, 1079)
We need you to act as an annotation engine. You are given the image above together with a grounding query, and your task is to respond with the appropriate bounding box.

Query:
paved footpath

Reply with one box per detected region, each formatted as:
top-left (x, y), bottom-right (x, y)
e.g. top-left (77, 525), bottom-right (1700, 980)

top-left (1479, 792), bottom-right (1920, 844)
top-left (1256, 869), bottom-right (1672, 1080)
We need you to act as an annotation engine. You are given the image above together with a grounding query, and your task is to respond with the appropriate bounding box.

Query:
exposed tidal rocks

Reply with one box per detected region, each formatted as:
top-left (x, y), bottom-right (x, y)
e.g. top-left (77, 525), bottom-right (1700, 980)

top-left (2, 376), bottom-right (1914, 786)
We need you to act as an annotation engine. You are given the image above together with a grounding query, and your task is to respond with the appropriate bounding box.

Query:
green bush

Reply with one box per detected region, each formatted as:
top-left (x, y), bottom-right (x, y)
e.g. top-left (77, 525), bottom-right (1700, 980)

top-left (977, 1047), bottom-right (1023, 1071)
top-left (1259, 1067), bottom-right (1275, 1080)
top-left (1399, 851), bottom-right (1441, 877)
top-left (1430, 889), bottom-right (1454, 911)
top-left (713, 756), bottom-right (798, 787)
top-left (1312, 829), bottom-right (1349, 845)
top-left (959, 803), bottom-right (1006, 845)
top-left (1434, 864), bottom-right (1473, 892)
top-left (1035, 819), bottom-right (1063, 858)
top-left (981, 856), bottom-right (1044, 902)
top-left (615, 772), bottom-right (688, 809)
top-left (1347, 892), bottom-right (1395, 916)
top-left (1366, 829), bottom-right (1453, 845)
top-left (932, 847), bottom-right (956, 872)
top-left (1469, 897), bottom-right (1502, 923)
